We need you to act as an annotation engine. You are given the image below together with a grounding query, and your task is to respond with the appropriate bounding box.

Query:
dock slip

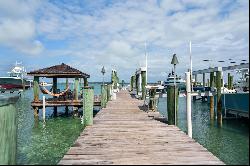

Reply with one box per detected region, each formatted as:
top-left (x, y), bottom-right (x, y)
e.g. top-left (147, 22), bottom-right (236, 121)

top-left (59, 90), bottom-right (224, 165)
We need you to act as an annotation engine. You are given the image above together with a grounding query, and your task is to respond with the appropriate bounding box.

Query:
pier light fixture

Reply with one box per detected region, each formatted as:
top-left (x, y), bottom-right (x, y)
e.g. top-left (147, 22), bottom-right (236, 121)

top-left (171, 53), bottom-right (178, 126)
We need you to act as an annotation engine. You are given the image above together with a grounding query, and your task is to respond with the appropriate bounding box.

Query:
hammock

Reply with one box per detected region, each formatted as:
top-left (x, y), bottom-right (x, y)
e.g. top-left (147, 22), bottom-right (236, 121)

top-left (39, 86), bottom-right (70, 97)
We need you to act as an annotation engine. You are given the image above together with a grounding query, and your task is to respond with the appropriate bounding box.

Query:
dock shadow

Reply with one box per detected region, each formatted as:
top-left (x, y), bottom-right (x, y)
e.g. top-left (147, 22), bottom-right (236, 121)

top-left (130, 94), bottom-right (137, 98)
top-left (138, 105), bottom-right (148, 112)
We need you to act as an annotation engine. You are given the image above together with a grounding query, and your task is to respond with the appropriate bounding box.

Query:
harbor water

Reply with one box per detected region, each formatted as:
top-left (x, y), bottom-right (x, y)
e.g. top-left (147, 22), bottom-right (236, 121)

top-left (0, 83), bottom-right (249, 165)
top-left (158, 97), bottom-right (249, 165)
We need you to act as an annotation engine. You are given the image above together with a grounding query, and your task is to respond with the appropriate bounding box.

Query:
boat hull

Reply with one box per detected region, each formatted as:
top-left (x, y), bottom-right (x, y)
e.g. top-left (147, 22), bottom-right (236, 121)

top-left (0, 77), bottom-right (31, 90)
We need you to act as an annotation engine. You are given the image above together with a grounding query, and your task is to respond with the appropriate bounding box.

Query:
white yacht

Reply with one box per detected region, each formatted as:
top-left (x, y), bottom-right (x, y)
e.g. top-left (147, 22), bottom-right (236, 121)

top-left (164, 71), bottom-right (186, 89)
top-left (0, 62), bottom-right (32, 90)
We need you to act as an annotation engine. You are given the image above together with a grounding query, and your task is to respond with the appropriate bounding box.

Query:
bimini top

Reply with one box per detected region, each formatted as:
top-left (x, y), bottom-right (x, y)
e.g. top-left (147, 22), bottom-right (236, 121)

top-left (27, 63), bottom-right (90, 78)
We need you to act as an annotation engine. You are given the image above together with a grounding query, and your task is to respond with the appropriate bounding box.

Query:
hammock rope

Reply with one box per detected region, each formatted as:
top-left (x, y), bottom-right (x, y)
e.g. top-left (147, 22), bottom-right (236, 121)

top-left (39, 85), bottom-right (70, 97)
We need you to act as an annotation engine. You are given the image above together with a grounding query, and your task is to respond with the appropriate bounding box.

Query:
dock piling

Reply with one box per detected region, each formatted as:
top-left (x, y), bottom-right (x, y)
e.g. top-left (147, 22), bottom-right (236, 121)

top-left (203, 73), bottom-right (206, 87)
top-left (230, 75), bottom-right (233, 89)
top-left (210, 72), bottom-right (215, 121)
top-left (33, 76), bottom-right (39, 102)
top-left (83, 86), bottom-right (94, 126)
top-left (167, 86), bottom-right (178, 125)
top-left (101, 85), bottom-right (107, 108)
top-left (107, 84), bottom-right (111, 101)
top-left (141, 70), bottom-right (146, 100)
top-left (149, 88), bottom-right (156, 111)
top-left (216, 70), bottom-right (222, 126)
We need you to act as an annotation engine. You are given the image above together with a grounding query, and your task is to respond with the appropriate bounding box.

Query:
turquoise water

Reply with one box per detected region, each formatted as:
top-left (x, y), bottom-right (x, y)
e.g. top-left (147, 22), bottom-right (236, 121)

top-left (16, 83), bottom-right (101, 165)
top-left (157, 97), bottom-right (249, 165)
top-left (1, 83), bottom-right (248, 165)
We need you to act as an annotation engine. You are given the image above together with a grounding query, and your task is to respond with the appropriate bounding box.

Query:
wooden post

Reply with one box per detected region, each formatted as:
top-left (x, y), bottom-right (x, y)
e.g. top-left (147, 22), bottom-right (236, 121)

top-left (107, 84), bottom-right (111, 101)
top-left (230, 75), bottom-right (233, 89)
top-left (34, 107), bottom-right (39, 117)
top-left (74, 77), bottom-right (79, 100)
top-left (83, 86), bottom-right (94, 126)
top-left (84, 77), bottom-right (88, 87)
top-left (141, 71), bottom-right (146, 100)
top-left (214, 75), bottom-right (216, 87)
top-left (53, 77), bottom-right (57, 116)
top-left (149, 88), bottom-right (156, 111)
top-left (130, 76), bottom-right (134, 91)
top-left (167, 86), bottom-right (178, 125)
top-left (105, 85), bottom-right (108, 105)
top-left (210, 72), bottom-right (214, 120)
top-left (133, 76), bottom-right (136, 91)
top-left (130, 76), bottom-right (133, 91)
top-left (135, 74), bottom-right (139, 95)
top-left (203, 73), bottom-right (205, 87)
top-left (65, 78), bottom-right (69, 113)
top-left (101, 85), bottom-right (107, 108)
top-left (0, 101), bottom-right (17, 164)
top-left (227, 73), bottom-right (231, 89)
top-left (33, 76), bottom-right (39, 102)
top-left (216, 71), bottom-right (222, 126)
top-left (53, 77), bottom-right (57, 95)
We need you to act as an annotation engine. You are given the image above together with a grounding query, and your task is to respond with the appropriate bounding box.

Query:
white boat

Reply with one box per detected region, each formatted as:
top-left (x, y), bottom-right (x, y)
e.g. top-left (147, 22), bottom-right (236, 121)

top-left (164, 71), bottom-right (186, 89)
top-left (0, 62), bottom-right (32, 90)
top-left (234, 68), bottom-right (249, 93)
top-left (39, 81), bottom-right (53, 87)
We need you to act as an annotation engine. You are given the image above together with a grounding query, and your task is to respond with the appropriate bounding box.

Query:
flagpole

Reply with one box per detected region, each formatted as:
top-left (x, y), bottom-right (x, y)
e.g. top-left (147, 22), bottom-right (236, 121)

top-left (190, 41), bottom-right (193, 92)
top-left (145, 41), bottom-right (148, 85)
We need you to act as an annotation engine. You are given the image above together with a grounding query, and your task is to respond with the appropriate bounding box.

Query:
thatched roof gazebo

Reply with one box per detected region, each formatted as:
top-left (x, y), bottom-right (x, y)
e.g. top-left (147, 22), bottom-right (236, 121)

top-left (27, 63), bottom-right (90, 116)
top-left (28, 63), bottom-right (90, 78)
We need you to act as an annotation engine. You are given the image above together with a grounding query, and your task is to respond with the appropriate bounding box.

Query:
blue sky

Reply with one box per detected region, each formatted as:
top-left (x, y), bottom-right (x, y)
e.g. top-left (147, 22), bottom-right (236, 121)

top-left (0, 0), bottom-right (249, 82)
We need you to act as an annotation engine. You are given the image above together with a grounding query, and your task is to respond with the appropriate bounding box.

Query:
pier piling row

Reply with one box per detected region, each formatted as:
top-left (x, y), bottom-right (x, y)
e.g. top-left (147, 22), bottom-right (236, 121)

top-left (134, 67), bottom-right (146, 99)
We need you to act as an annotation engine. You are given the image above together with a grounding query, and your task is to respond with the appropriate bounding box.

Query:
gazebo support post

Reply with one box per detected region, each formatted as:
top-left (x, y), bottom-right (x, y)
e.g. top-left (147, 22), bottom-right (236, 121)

top-left (53, 77), bottom-right (57, 117)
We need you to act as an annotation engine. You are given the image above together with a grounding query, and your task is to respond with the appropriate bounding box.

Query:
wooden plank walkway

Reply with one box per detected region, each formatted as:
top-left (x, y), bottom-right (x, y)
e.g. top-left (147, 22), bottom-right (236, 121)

top-left (59, 90), bottom-right (224, 165)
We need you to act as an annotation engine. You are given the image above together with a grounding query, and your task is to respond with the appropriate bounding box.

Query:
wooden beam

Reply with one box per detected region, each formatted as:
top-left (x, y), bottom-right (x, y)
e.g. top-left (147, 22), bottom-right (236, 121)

top-left (74, 77), bottom-right (79, 100)
top-left (33, 76), bottom-right (39, 102)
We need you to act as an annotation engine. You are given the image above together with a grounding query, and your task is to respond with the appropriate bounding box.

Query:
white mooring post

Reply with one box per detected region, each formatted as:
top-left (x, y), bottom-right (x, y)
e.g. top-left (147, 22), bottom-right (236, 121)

top-left (42, 95), bottom-right (46, 123)
top-left (185, 71), bottom-right (192, 138)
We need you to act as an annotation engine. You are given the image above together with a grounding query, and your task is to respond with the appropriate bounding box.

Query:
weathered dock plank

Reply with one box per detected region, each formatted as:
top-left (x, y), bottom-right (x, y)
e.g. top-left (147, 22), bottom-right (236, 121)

top-left (59, 90), bottom-right (224, 165)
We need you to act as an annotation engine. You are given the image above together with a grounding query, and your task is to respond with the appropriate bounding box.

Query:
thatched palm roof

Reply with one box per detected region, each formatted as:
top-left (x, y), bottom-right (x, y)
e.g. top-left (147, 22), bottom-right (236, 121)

top-left (27, 63), bottom-right (90, 78)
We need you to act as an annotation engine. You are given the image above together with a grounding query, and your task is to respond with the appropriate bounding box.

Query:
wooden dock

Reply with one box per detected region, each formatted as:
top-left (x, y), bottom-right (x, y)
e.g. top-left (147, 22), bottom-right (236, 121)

top-left (59, 90), bottom-right (224, 165)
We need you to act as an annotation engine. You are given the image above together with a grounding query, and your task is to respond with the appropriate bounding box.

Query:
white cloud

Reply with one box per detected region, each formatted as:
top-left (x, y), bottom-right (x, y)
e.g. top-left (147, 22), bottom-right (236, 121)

top-left (0, 0), bottom-right (249, 81)
top-left (0, 0), bottom-right (44, 55)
